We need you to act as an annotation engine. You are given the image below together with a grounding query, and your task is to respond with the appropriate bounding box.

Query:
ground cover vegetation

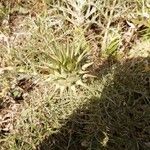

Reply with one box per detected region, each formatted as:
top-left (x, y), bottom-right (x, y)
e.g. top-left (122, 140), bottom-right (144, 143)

top-left (0, 0), bottom-right (150, 149)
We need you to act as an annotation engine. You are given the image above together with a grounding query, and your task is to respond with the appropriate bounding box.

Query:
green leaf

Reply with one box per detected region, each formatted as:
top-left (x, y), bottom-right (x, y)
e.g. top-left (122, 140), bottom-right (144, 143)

top-left (106, 38), bottom-right (119, 55)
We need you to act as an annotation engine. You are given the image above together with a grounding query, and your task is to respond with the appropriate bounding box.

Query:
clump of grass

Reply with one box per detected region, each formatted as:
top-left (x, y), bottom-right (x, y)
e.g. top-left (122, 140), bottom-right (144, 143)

top-left (11, 24), bottom-right (95, 95)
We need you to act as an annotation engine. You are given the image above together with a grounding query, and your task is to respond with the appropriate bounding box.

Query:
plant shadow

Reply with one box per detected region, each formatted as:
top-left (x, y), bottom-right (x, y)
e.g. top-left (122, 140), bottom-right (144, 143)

top-left (37, 56), bottom-right (150, 150)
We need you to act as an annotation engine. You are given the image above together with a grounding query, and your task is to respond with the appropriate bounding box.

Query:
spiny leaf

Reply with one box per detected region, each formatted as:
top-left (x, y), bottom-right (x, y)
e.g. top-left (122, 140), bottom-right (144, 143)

top-left (76, 50), bottom-right (87, 64)
top-left (82, 62), bottom-right (93, 70)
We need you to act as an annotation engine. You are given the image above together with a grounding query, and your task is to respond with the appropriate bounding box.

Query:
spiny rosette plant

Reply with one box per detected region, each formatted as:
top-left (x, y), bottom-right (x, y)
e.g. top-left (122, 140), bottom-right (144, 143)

top-left (44, 28), bottom-right (95, 95)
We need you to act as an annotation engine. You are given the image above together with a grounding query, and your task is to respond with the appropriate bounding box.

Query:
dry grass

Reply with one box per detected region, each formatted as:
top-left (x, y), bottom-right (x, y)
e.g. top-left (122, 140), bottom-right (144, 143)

top-left (0, 0), bottom-right (150, 150)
